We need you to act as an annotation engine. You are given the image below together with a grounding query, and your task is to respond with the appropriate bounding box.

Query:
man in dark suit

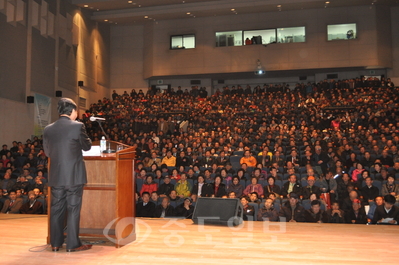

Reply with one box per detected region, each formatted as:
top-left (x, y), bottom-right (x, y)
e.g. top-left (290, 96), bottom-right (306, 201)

top-left (216, 151), bottom-right (230, 167)
top-left (136, 192), bottom-right (156, 217)
top-left (200, 150), bottom-right (215, 167)
top-left (43, 98), bottom-right (92, 252)
top-left (360, 177), bottom-right (380, 205)
top-left (281, 174), bottom-right (302, 198)
top-left (0, 190), bottom-right (23, 214)
top-left (286, 149), bottom-right (300, 167)
top-left (371, 195), bottom-right (399, 224)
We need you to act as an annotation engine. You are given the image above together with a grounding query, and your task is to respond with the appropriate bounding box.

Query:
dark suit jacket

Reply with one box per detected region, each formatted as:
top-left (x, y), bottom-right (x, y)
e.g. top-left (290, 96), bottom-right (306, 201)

top-left (1, 198), bottom-right (23, 213)
top-left (176, 156), bottom-right (190, 168)
top-left (20, 200), bottom-right (43, 214)
top-left (345, 208), bottom-right (368, 224)
top-left (175, 204), bottom-right (194, 219)
top-left (216, 156), bottom-right (230, 167)
top-left (371, 205), bottom-right (399, 224)
top-left (279, 203), bottom-right (306, 222)
top-left (154, 205), bottom-right (175, 218)
top-left (263, 185), bottom-right (281, 197)
top-left (211, 183), bottom-right (227, 197)
top-left (191, 183), bottom-right (213, 197)
top-left (360, 186), bottom-right (380, 203)
top-left (43, 116), bottom-right (92, 187)
top-left (136, 201), bottom-right (156, 217)
top-left (286, 156), bottom-right (300, 166)
top-left (281, 182), bottom-right (302, 197)
top-left (158, 183), bottom-right (175, 196)
top-left (271, 156), bottom-right (284, 167)
top-left (201, 157), bottom-right (215, 167)
top-left (302, 185), bottom-right (321, 200)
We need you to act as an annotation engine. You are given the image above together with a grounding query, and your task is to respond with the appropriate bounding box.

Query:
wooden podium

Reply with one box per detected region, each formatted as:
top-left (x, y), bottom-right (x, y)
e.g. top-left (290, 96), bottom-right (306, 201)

top-left (47, 141), bottom-right (136, 248)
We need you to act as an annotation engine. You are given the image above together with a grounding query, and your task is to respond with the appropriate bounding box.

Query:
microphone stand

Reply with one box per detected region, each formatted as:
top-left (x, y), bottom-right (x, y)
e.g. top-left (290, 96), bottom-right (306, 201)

top-left (96, 120), bottom-right (115, 153)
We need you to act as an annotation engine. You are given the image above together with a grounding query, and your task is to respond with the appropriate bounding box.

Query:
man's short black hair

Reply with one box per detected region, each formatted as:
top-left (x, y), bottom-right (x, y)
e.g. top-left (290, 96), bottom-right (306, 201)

top-left (57, 98), bottom-right (77, 115)
top-left (384, 194), bottom-right (396, 205)
top-left (311, 200), bottom-right (321, 206)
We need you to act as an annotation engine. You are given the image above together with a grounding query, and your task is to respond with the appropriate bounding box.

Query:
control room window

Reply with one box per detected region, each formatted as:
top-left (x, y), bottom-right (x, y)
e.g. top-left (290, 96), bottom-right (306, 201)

top-left (215, 31), bottom-right (243, 47)
top-left (277, 27), bottom-right (305, 43)
top-left (171, 34), bottom-right (195, 49)
top-left (243, 29), bottom-right (276, 45)
top-left (327, 23), bottom-right (357, 41)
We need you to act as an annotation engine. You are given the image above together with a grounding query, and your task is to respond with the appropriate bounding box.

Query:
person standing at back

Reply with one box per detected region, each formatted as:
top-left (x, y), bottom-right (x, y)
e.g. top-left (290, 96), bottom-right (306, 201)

top-left (43, 98), bottom-right (92, 252)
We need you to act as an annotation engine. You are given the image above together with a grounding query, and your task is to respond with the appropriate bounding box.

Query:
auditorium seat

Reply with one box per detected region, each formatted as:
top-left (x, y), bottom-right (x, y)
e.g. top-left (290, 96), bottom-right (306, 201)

top-left (136, 179), bottom-right (144, 192)
top-left (248, 202), bottom-right (259, 221)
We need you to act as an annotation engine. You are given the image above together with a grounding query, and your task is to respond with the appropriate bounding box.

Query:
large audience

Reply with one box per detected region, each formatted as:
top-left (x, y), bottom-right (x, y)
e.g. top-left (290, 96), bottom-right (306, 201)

top-left (1, 76), bottom-right (399, 224)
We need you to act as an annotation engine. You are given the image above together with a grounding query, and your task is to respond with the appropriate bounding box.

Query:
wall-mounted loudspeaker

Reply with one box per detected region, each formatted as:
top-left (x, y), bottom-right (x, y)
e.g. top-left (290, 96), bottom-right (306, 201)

top-left (78, 81), bottom-right (84, 87)
top-left (55, 90), bottom-right (62, 97)
top-left (27, 96), bottom-right (34, 103)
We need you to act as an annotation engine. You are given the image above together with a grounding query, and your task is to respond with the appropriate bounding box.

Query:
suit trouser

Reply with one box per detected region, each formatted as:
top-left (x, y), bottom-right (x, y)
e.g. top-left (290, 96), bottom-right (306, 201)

top-left (50, 184), bottom-right (84, 249)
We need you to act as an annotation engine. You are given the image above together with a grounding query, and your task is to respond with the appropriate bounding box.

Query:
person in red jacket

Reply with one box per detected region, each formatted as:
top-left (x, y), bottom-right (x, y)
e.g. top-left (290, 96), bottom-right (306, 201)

top-left (140, 175), bottom-right (158, 196)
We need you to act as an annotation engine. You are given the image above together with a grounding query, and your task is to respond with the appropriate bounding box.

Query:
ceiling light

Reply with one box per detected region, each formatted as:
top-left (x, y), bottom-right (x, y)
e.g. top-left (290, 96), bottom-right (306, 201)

top-left (231, 9), bottom-right (235, 11)
top-left (144, 16), bottom-right (148, 19)
top-left (104, 19), bottom-right (108, 22)
top-left (325, 1), bottom-right (330, 3)
top-left (84, 5), bottom-right (88, 8)
top-left (277, 5), bottom-right (281, 8)
top-left (128, 1), bottom-right (133, 3)
top-left (187, 12), bottom-right (191, 15)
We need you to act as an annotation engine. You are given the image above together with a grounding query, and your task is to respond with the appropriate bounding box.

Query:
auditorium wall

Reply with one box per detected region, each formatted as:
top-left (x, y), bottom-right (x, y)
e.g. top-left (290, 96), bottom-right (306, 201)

top-left (388, 6), bottom-right (399, 85)
top-left (110, 5), bottom-right (397, 91)
top-left (0, 0), bottom-right (110, 145)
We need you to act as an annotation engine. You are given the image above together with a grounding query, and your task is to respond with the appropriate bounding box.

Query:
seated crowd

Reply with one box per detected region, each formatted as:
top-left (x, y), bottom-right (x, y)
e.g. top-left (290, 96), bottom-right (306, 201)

top-left (1, 76), bottom-right (399, 224)
top-left (87, 76), bottom-right (398, 223)
top-left (0, 139), bottom-right (48, 214)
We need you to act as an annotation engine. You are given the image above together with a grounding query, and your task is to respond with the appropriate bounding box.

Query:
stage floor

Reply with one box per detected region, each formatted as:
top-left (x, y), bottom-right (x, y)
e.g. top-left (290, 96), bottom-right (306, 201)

top-left (1, 214), bottom-right (398, 265)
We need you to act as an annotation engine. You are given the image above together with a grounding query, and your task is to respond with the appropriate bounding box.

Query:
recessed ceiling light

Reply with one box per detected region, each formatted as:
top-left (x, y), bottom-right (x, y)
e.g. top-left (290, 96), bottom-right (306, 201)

top-left (231, 9), bottom-right (235, 11)
top-left (187, 12), bottom-right (191, 15)
top-left (104, 19), bottom-right (108, 22)
top-left (128, 1), bottom-right (133, 3)
top-left (325, 1), bottom-right (330, 4)
top-left (84, 4), bottom-right (88, 8)
top-left (144, 16), bottom-right (148, 19)
top-left (277, 5), bottom-right (282, 8)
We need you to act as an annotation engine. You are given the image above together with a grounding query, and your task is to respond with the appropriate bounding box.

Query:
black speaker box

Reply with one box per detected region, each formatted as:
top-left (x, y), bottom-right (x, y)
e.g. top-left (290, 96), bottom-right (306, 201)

top-left (192, 198), bottom-right (243, 226)
top-left (55, 90), bottom-right (62, 97)
top-left (78, 81), bottom-right (84, 87)
top-left (27, 96), bottom-right (34, 103)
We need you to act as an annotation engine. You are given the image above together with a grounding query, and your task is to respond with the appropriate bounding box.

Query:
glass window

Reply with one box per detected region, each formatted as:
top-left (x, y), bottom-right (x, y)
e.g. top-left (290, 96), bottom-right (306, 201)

top-left (215, 31), bottom-right (242, 47)
top-left (170, 34), bottom-right (195, 49)
top-left (327, 23), bottom-right (356, 41)
top-left (277, 27), bottom-right (305, 43)
top-left (243, 29), bottom-right (276, 45)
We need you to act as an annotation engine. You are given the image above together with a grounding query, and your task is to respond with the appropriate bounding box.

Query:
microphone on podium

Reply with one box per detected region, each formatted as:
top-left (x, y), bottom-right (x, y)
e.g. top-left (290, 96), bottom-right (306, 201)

top-left (90, 116), bottom-right (106, 122)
